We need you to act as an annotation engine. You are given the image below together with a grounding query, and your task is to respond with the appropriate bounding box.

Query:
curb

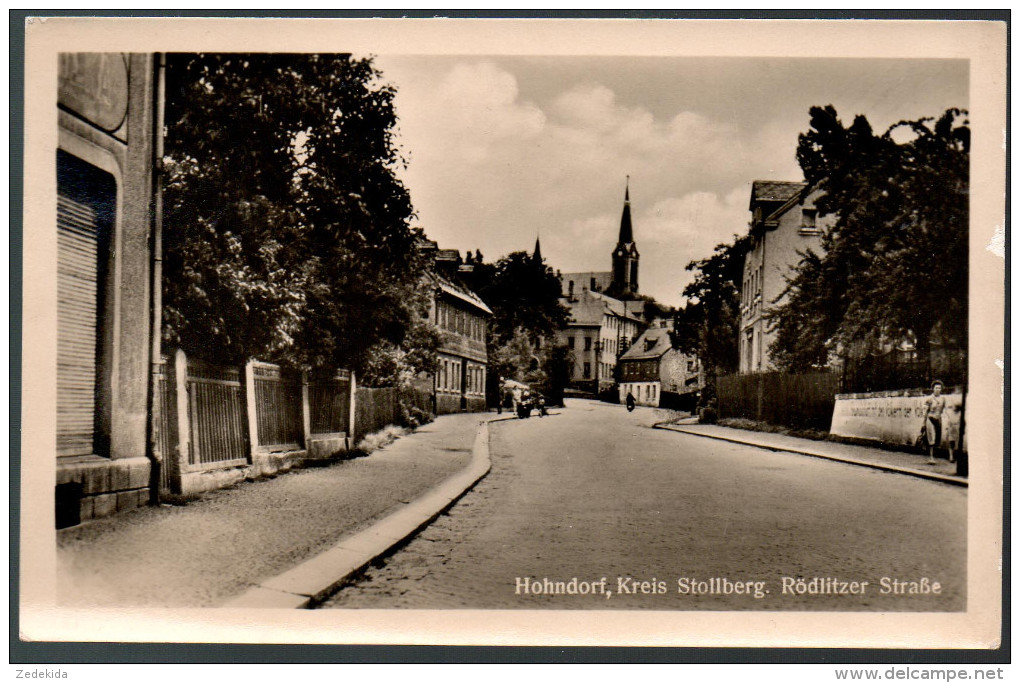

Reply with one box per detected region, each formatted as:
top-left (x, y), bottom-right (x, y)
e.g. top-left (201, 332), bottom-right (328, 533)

top-left (654, 424), bottom-right (968, 487)
top-left (221, 418), bottom-right (494, 609)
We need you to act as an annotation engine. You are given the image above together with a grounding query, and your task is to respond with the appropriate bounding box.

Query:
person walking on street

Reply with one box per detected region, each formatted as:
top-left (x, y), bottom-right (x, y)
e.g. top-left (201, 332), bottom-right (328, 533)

top-left (626, 391), bottom-right (636, 412)
top-left (922, 380), bottom-right (947, 464)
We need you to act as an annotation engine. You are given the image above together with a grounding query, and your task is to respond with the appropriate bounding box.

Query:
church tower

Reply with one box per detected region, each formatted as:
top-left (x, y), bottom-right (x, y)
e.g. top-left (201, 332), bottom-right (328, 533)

top-left (610, 177), bottom-right (639, 298)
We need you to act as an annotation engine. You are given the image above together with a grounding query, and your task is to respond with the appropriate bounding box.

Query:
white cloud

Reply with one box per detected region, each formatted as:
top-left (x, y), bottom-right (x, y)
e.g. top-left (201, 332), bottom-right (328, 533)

top-left (380, 58), bottom-right (766, 306)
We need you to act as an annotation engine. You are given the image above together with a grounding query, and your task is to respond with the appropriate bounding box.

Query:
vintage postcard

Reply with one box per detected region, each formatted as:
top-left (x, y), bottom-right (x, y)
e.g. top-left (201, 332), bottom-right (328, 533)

top-left (18, 16), bottom-right (1005, 649)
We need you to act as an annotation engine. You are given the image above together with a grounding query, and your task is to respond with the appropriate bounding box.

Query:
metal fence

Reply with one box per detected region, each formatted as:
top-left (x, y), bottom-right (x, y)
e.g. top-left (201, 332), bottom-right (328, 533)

top-left (154, 355), bottom-right (178, 494)
top-left (839, 348), bottom-right (966, 394)
top-left (252, 361), bottom-right (303, 451)
top-left (717, 370), bottom-right (840, 431)
top-left (309, 369), bottom-right (351, 435)
top-left (187, 357), bottom-right (248, 467)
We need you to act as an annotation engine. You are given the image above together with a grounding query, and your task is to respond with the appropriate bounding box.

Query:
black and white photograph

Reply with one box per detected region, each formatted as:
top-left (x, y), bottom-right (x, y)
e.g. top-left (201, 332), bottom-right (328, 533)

top-left (18, 16), bottom-right (1005, 651)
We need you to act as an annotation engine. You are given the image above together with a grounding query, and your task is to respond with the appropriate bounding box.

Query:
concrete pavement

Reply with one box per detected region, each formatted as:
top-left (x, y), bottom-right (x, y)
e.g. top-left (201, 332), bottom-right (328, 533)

top-left (655, 419), bottom-right (966, 486)
top-left (56, 412), bottom-right (493, 608)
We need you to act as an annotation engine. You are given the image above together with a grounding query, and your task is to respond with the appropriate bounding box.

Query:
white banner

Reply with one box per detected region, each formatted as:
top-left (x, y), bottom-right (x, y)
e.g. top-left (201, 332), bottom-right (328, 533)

top-left (830, 390), bottom-right (963, 448)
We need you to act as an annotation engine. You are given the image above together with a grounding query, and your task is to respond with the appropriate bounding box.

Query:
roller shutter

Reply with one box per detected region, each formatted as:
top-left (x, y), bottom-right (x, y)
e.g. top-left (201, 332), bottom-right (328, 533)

top-left (56, 151), bottom-right (114, 457)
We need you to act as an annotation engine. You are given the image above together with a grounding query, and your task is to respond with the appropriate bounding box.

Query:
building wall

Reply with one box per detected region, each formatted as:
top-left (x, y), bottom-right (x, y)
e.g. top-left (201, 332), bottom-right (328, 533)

top-left (560, 312), bottom-right (642, 391)
top-left (55, 53), bottom-right (157, 527)
top-left (559, 325), bottom-right (600, 384)
top-left (739, 189), bottom-right (829, 373)
top-left (431, 292), bottom-right (488, 414)
top-left (618, 381), bottom-right (659, 406)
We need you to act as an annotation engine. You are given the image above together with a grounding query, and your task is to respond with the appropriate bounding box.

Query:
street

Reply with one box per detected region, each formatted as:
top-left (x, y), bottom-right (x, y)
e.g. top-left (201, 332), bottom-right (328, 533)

top-left (321, 399), bottom-right (966, 611)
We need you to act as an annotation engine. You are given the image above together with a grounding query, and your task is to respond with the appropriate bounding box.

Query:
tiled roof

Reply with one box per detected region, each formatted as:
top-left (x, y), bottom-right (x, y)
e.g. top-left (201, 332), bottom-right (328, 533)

top-left (428, 272), bottom-right (492, 315)
top-left (435, 249), bottom-right (461, 262)
top-left (749, 180), bottom-right (806, 209)
top-left (563, 289), bottom-right (643, 326)
top-left (619, 324), bottom-right (674, 361)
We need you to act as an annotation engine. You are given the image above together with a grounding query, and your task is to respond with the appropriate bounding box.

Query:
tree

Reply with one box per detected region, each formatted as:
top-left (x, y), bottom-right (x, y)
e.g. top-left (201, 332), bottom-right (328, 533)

top-left (672, 236), bottom-right (749, 386)
top-left (162, 55), bottom-right (313, 365)
top-left (162, 53), bottom-right (433, 379)
top-left (467, 251), bottom-right (569, 345)
top-left (460, 249), bottom-right (570, 401)
top-left (770, 106), bottom-right (969, 376)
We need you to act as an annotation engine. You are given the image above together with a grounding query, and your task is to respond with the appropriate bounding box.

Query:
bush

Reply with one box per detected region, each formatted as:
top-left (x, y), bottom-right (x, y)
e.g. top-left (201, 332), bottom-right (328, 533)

top-left (699, 406), bottom-right (718, 424)
top-left (398, 400), bottom-right (434, 430)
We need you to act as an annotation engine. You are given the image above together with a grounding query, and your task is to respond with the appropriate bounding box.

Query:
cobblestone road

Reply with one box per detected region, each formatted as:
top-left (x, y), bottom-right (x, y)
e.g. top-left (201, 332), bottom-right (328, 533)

top-left (322, 400), bottom-right (966, 611)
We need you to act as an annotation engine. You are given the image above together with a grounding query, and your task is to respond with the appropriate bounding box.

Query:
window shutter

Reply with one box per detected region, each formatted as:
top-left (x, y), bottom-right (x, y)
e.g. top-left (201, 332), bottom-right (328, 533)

top-left (56, 194), bottom-right (100, 456)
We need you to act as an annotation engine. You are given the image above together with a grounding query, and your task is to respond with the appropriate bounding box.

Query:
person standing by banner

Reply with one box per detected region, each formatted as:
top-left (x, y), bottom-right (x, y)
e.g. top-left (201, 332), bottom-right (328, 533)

top-left (921, 380), bottom-right (947, 464)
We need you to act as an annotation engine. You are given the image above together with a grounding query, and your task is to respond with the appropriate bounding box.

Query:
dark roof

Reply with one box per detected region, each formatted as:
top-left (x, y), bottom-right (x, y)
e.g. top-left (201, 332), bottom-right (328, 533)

top-left (749, 180), bottom-right (806, 209)
top-left (427, 272), bottom-right (492, 315)
top-left (435, 248), bottom-right (461, 262)
top-left (618, 185), bottom-right (634, 245)
top-left (619, 324), bottom-right (674, 361)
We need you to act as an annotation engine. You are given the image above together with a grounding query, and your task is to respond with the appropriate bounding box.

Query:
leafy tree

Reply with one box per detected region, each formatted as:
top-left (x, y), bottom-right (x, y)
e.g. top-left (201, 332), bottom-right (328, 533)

top-left (162, 53), bottom-right (434, 379)
top-left (672, 236), bottom-right (749, 384)
top-left (770, 106), bottom-right (969, 374)
top-left (460, 249), bottom-right (570, 402)
top-left (467, 251), bottom-right (569, 345)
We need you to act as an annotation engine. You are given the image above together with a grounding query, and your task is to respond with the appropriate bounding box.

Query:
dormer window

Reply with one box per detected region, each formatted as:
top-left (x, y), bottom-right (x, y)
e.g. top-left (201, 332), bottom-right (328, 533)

top-left (799, 208), bottom-right (820, 235)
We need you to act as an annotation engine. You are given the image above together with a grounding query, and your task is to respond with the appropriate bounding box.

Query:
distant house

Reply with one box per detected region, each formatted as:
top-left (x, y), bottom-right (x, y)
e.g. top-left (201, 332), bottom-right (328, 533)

top-left (739, 181), bottom-right (832, 373)
top-left (617, 320), bottom-right (702, 407)
top-left (557, 288), bottom-right (643, 395)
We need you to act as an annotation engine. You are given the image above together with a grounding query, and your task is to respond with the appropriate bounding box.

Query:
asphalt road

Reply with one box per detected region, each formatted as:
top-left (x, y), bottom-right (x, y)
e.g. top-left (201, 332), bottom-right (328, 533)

top-left (322, 400), bottom-right (966, 611)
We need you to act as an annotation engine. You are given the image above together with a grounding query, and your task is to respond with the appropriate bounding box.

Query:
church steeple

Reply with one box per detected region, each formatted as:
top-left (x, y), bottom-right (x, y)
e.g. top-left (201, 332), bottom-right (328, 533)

top-left (610, 176), bottom-right (639, 298)
top-left (618, 176), bottom-right (634, 245)
top-left (533, 235), bottom-right (543, 263)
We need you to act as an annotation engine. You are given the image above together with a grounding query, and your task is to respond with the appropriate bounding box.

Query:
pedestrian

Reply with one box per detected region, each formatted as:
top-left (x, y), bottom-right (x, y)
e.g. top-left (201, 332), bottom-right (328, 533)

top-left (626, 391), bottom-right (636, 412)
top-left (921, 380), bottom-right (947, 464)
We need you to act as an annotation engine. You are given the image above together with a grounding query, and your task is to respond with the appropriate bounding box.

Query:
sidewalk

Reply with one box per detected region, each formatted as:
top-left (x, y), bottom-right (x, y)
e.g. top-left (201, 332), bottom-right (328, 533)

top-left (56, 412), bottom-right (490, 608)
top-left (655, 420), bottom-right (966, 486)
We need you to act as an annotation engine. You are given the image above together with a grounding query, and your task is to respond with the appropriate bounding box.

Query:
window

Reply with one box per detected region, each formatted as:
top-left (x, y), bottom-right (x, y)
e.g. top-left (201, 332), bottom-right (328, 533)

top-left (583, 362), bottom-right (591, 378)
top-left (801, 208), bottom-right (817, 229)
top-left (567, 336), bottom-right (575, 349)
top-left (584, 337), bottom-right (592, 351)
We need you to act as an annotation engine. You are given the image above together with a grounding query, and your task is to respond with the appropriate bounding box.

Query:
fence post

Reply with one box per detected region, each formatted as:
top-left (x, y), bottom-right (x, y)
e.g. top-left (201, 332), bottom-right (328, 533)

top-left (347, 370), bottom-right (357, 449)
top-left (244, 359), bottom-right (260, 459)
top-left (300, 369), bottom-right (311, 450)
top-left (173, 348), bottom-right (191, 472)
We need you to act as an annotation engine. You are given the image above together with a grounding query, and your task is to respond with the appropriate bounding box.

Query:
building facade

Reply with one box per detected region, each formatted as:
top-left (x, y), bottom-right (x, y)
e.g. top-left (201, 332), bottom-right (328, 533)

top-left (738, 181), bottom-right (831, 373)
top-left (429, 274), bottom-right (492, 414)
top-left (558, 289), bottom-right (643, 394)
top-left (617, 321), bottom-right (702, 406)
top-left (55, 53), bottom-right (160, 527)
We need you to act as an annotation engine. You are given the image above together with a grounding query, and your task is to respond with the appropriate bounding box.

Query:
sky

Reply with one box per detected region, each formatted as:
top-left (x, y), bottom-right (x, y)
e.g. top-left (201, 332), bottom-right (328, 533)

top-left (372, 55), bottom-right (968, 307)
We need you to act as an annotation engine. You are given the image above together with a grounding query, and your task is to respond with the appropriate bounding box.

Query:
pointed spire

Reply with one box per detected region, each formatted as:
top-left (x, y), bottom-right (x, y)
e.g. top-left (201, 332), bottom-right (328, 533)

top-left (533, 235), bottom-right (543, 263)
top-left (618, 176), bottom-right (633, 245)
